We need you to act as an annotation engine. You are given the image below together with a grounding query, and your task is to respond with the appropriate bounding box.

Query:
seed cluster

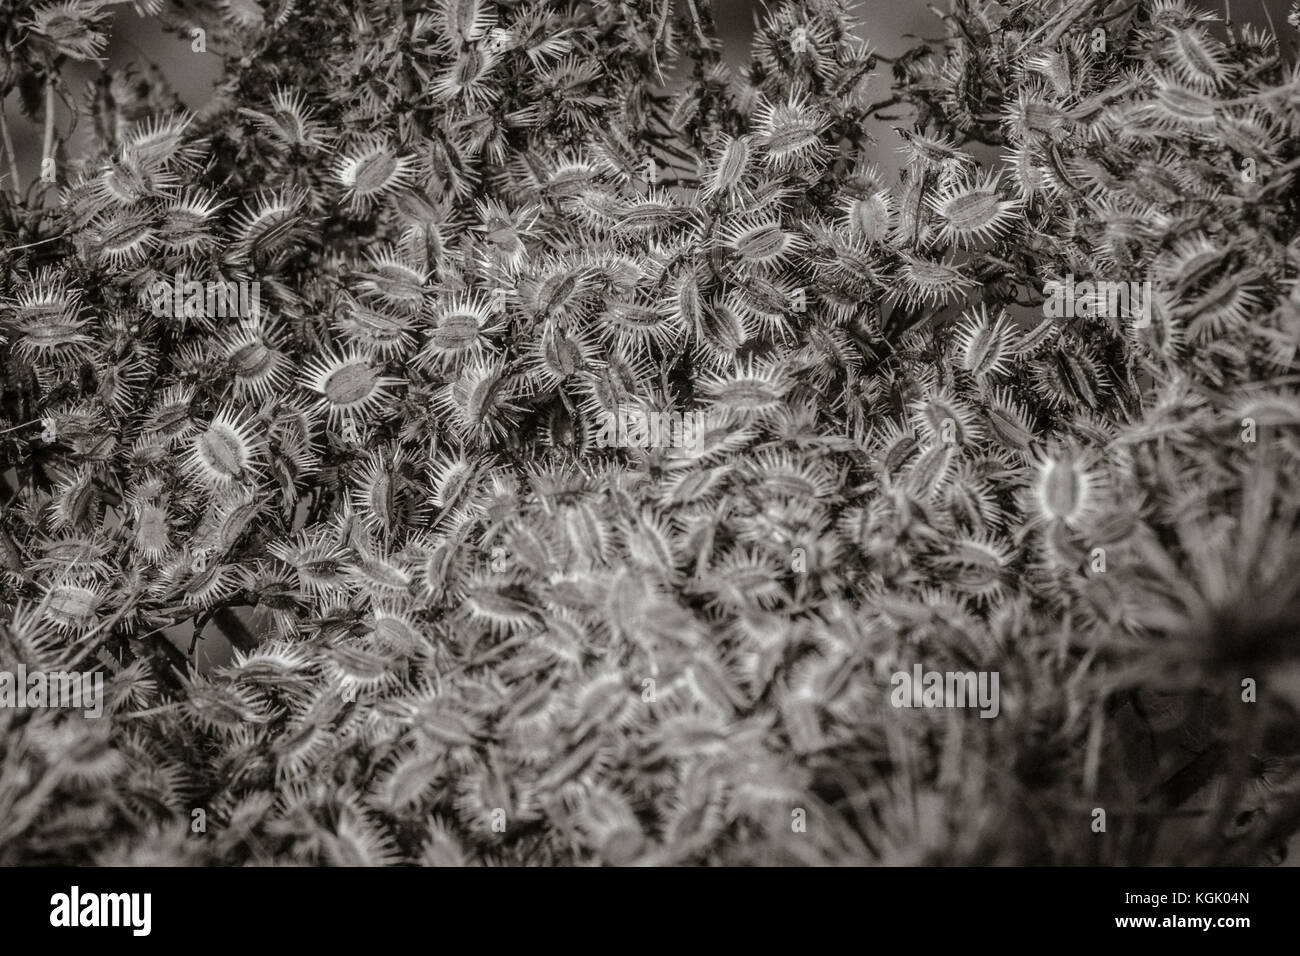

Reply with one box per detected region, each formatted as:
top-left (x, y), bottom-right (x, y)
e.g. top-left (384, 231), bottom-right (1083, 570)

top-left (2, 0), bottom-right (1300, 866)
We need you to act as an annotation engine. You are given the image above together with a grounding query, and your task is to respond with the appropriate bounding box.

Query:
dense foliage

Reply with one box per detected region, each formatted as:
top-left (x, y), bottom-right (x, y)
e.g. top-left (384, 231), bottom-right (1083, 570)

top-left (2, 0), bottom-right (1300, 865)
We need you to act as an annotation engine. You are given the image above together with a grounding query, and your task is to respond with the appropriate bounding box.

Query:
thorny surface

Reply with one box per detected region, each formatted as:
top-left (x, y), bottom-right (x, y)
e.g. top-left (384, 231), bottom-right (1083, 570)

top-left (1, 0), bottom-right (1300, 865)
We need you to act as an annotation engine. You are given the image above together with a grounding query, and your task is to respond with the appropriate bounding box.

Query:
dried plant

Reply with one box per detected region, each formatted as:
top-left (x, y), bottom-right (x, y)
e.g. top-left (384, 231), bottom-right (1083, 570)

top-left (2, 0), bottom-right (1299, 866)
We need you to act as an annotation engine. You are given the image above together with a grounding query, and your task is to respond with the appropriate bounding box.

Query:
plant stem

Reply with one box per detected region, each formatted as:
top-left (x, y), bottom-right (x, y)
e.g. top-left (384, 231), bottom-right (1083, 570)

top-left (213, 606), bottom-right (258, 652)
top-left (0, 104), bottom-right (21, 200)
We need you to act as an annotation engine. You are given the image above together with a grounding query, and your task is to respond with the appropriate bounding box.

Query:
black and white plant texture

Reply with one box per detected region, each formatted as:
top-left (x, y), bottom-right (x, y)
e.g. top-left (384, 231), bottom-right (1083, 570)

top-left (2, 0), bottom-right (1300, 866)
